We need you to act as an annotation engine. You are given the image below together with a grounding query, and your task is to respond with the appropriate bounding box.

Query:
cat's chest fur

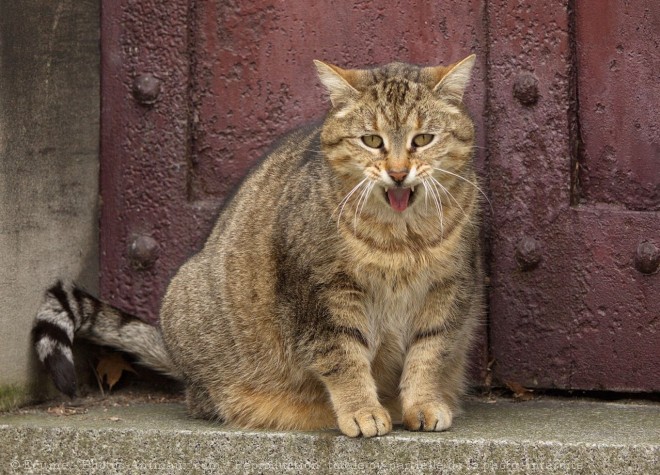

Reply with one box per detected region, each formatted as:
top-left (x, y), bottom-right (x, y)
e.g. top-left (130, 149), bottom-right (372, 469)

top-left (351, 262), bottom-right (432, 401)
top-left (361, 268), bottom-right (426, 351)
top-left (344, 218), bottom-right (463, 355)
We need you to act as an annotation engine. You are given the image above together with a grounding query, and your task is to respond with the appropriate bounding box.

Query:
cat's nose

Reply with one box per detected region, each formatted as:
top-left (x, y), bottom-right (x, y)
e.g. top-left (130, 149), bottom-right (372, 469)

top-left (388, 170), bottom-right (408, 184)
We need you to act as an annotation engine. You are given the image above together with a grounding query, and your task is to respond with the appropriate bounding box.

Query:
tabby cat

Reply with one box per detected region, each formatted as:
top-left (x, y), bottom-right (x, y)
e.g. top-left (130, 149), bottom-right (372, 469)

top-left (33, 55), bottom-right (484, 437)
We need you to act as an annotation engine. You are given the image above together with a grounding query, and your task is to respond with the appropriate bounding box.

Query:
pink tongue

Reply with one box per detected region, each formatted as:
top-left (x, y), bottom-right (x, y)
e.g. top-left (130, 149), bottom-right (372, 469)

top-left (387, 188), bottom-right (411, 212)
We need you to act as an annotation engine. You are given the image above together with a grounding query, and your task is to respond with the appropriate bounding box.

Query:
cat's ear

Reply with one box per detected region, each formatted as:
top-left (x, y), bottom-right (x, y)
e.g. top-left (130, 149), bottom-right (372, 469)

top-left (430, 54), bottom-right (476, 103)
top-left (314, 60), bottom-right (360, 106)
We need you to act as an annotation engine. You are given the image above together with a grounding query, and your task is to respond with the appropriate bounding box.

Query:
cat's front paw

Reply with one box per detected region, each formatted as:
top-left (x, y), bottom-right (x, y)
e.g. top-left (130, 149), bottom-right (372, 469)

top-left (402, 401), bottom-right (453, 432)
top-left (337, 405), bottom-right (392, 438)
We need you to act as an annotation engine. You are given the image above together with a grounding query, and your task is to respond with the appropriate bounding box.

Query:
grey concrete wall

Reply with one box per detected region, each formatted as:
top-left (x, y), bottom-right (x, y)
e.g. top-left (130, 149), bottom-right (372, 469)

top-left (0, 0), bottom-right (99, 408)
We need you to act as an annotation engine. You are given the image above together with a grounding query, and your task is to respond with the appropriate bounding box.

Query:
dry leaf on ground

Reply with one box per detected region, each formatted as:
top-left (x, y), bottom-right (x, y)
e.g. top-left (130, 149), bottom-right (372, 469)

top-left (505, 381), bottom-right (535, 401)
top-left (96, 353), bottom-right (137, 391)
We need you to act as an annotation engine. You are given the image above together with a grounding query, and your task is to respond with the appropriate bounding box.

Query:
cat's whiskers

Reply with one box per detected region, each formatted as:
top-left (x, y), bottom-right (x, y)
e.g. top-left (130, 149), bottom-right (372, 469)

top-left (423, 177), bottom-right (444, 237)
top-left (429, 176), bottom-right (469, 221)
top-left (432, 167), bottom-right (492, 213)
top-left (353, 181), bottom-right (375, 232)
top-left (421, 180), bottom-right (430, 212)
top-left (335, 178), bottom-right (368, 227)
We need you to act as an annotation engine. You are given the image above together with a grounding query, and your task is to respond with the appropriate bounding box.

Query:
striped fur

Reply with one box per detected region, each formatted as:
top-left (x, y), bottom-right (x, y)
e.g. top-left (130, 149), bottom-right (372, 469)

top-left (33, 281), bottom-right (181, 397)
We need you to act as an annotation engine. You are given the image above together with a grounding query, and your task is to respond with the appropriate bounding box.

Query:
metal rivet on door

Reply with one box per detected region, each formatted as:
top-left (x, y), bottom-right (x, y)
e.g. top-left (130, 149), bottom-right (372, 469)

top-left (634, 241), bottom-right (659, 275)
top-left (513, 73), bottom-right (539, 106)
top-left (515, 236), bottom-right (542, 271)
top-left (132, 73), bottom-right (161, 105)
top-left (129, 235), bottom-right (160, 270)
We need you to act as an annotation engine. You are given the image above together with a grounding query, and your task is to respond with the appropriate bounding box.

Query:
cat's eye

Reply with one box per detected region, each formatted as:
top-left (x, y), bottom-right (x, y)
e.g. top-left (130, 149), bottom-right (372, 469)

top-left (412, 134), bottom-right (434, 147)
top-left (361, 135), bottom-right (384, 149)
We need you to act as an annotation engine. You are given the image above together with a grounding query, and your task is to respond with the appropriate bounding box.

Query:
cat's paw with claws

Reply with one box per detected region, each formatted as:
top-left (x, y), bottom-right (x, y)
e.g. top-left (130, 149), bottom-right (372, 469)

top-left (337, 405), bottom-right (392, 438)
top-left (403, 401), bottom-right (453, 432)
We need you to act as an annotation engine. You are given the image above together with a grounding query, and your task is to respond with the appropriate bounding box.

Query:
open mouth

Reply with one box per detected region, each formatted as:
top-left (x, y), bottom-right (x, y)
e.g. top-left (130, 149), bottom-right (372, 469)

top-left (385, 186), bottom-right (415, 212)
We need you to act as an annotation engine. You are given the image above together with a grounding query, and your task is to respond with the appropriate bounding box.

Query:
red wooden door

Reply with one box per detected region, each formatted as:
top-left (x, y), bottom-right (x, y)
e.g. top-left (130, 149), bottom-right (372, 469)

top-left (101, 1), bottom-right (659, 391)
top-left (487, 0), bottom-right (659, 392)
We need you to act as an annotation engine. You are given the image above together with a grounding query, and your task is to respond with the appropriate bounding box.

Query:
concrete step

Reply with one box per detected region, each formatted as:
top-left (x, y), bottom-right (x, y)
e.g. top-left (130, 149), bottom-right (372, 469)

top-left (1, 397), bottom-right (658, 474)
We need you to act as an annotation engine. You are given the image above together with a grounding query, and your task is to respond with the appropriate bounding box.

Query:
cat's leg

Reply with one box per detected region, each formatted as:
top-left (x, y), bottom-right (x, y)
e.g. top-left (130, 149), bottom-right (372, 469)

top-left (399, 282), bottom-right (477, 432)
top-left (314, 343), bottom-right (391, 437)
top-left (310, 325), bottom-right (392, 438)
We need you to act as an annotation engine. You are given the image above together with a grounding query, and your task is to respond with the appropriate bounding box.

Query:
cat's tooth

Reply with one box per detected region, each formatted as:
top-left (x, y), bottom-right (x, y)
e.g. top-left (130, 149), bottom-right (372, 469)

top-left (384, 187), bottom-right (389, 193)
top-left (411, 185), bottom-right (416, 192)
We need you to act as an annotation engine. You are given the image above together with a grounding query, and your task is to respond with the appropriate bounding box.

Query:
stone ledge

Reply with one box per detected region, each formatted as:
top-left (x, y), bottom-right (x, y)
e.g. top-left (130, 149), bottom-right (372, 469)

top-left (1, 398), bottom-right (658, 474)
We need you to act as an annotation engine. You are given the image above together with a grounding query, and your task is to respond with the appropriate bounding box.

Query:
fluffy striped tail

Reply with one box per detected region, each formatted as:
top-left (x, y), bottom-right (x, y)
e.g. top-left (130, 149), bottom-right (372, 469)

top-left (32, 281), bottom-right (182, 397)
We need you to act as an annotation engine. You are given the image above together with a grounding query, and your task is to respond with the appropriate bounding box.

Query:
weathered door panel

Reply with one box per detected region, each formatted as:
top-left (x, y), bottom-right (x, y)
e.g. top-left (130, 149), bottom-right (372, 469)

top-left (491, 208), bottom-right (658, 390)
top-left (101, 0), bottom-right (207, 324)
top-left (488, 0), bottom-right (659, 391)
top-left (576, 0), bottom-right (658, 210)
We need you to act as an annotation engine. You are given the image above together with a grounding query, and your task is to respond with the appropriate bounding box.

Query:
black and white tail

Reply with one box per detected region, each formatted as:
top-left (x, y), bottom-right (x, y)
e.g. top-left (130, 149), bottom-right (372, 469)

top-left (32, 281), bottom-right (182, 397)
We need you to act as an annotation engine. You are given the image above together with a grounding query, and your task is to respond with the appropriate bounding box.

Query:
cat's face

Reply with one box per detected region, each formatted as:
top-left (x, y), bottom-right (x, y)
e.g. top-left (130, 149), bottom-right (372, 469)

top-left (317, 57), bottom-right (476, 215)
